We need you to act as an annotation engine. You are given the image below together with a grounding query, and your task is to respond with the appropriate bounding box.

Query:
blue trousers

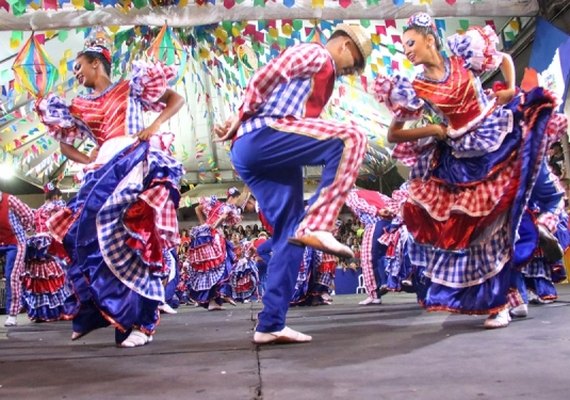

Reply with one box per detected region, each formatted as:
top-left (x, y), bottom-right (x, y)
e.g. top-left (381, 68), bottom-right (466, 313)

top-left (231, 127), bottom-right (346, 332)
top-left (0, 245), bottom-right (17, 314)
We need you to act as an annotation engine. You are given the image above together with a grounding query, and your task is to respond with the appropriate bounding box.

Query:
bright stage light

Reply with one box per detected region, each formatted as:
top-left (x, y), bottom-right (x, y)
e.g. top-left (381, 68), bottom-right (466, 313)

top-left (0, 163), bottom-right (15, 180)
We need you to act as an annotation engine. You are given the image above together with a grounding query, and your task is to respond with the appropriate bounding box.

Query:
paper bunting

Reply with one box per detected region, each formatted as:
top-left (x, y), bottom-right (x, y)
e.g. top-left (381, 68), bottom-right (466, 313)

top-left (234, 43), bottom-right (259, 86)
top-left (1, 8), bottom-right (514, 191)
top-left (12, 33), bottom-right (59, 97)
top-left (306, 25), bottom-right (327, 45)
top-left (146, 24), bottom-right (188, 85)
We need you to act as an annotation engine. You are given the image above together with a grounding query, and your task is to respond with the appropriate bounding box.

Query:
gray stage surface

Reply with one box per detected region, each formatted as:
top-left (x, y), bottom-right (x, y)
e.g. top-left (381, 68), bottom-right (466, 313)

top-left (2, 286), bottom-right (570, 400)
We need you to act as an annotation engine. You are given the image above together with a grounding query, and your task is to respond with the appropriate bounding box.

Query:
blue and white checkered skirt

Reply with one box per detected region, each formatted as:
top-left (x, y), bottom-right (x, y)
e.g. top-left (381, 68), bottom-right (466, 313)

top-left (59, 140), bottom-right (183, 331)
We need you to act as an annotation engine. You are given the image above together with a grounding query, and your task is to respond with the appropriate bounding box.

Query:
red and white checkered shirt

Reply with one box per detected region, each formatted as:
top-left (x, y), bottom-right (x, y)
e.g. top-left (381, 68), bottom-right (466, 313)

top-left (1, 192), bottom-right (34, 315)
top-left (237, 43), bottom-right (335, 137)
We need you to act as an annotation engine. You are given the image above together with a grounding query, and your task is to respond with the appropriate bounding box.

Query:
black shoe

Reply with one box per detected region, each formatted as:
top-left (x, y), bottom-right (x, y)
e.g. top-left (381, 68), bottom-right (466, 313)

top-left (538, 225), bottom-right (564, 263)
top-left (377, 285), bottom-right (389, 297)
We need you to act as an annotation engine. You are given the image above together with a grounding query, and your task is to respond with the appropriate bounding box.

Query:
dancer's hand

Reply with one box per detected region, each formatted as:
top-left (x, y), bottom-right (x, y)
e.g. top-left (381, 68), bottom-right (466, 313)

top-left (214, 116), bottom-right (240, 142)
top-left (88, 147), bottom-right (99, 163)
top-left (491, 88), bottom-right (516, 105)
top-left (138, 122), bottom-right (160, 141)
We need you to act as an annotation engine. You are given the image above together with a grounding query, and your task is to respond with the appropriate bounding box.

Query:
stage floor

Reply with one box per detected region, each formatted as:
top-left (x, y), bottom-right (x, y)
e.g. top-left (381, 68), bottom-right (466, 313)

top-left (2, 285), bottom-right (570, 399)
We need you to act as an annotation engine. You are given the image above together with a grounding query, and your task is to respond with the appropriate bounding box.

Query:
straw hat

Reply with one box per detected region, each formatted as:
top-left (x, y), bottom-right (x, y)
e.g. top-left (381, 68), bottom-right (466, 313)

top-left (332, 24), bottom-right (372, 64)
top-left (236, 190), bottom-right (252, 210)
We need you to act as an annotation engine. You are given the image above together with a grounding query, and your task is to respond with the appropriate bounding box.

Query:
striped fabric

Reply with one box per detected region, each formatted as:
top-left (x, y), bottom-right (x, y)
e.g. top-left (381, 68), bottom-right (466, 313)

top-left (36, 61), bottom-right (176, 146)
top-left (34, 94), bottom-right (95, 145)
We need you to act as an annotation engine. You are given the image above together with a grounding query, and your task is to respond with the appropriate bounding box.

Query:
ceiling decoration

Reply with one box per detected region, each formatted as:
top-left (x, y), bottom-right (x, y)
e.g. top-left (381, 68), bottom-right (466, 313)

top-left (0, 1), bottom-right (531, 199)
top-left (0, 1), bottom-right (538, 31)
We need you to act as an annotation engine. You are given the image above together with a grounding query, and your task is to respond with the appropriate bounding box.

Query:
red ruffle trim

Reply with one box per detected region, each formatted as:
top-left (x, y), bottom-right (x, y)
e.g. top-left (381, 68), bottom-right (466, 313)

top-left (123, 199), bottom-right (164, 270)
top-left (22, 275), bottom-right (66, 293)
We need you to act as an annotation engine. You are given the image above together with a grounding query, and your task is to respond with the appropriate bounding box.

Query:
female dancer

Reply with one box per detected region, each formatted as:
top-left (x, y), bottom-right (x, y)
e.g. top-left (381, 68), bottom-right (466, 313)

top-left (374, 13), bottom-right (567, 328)
top-left (36, 44), bottom-right (184, 347)
top-left (186, 187), bottom-right (242, 310)
top-left (308, 249), bottom-right (339, 306)
top-left (22, 183), bottom-right (76, 322)
top-left (517, 162), bottom-right (569, 311)
top-left (229, 240), bottom-right (260, 303)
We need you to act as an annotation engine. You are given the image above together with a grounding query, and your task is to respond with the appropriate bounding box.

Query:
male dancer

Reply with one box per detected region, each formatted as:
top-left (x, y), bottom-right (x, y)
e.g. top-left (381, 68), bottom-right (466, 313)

top-left (0, 190), bottom-right (33, 326)
top-left (215, 24), bottom-right (372, 344)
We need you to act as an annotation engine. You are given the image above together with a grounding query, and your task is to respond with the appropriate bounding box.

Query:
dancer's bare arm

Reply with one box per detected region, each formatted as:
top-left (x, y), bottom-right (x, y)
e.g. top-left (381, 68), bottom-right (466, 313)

top-left (387, 120), bottom-right (447, 143)
top-left (60, 142), bottom-right (92, 164)
top-left (138, 89), bottom-right (185, 141)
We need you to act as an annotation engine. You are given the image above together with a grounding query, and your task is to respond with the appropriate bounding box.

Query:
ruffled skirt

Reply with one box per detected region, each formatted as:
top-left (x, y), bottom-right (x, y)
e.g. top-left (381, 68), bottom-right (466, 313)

top-left (405, 88), bottom-right (559, 314)
top-left (310, 258), bottom-right (336, 296)
top-left (290, 248), bottom-right (315, 305)
top-left (47, 137), bottom-right (182, 335)
top-left (522, 216), bottom-right (569, 301)
top-left (21, 234), bottom-right (76, 322)
top-left (186, 225), bottom-right (234, 304)
top-left (229, 258), bottom-right (259, 301)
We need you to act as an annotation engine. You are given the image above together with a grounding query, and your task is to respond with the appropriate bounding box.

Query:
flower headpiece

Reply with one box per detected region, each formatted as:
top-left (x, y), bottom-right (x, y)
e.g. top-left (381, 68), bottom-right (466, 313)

top-left (227, 187), bottom-right (241, 198)
top-left (79, 46), bottom-right (112, 64)
top-left (406, 12), bottom-right (437, 32)
top-left (44, 181), bottom-right (56, 193)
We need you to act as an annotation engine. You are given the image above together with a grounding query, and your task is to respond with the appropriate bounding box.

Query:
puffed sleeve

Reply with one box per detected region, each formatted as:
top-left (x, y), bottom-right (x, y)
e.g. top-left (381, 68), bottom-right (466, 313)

top-left (222, 204), bottom-right (242, 226)
top-left (35, 94), bottom-right (93, 145)
top-left (373, 75), bottom-right (424, 122)
top-left (130, 60), bottom-right (177, 112)
top-left (199, 195), bottom-right (218, 218)
top-left (546, 113), bottom-right (568, 144)
top-left (447, 25), bottom-right (503, 75)
top-left (345, 190), bottom-right (379, 218)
